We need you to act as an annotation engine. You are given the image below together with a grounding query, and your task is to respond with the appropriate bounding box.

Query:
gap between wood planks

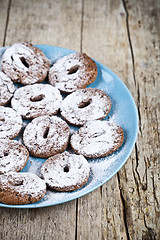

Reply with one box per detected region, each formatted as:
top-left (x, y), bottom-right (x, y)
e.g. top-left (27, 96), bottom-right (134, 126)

top-left (3, 0), bottom-right (12, 47)
top-left (75, 1), bottom-right (84, 239)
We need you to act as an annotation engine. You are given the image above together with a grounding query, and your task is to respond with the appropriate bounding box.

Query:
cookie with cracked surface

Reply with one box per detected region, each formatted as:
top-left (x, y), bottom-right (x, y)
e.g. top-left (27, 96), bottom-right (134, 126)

top-left (0, 106), bottom-right (22, 139)
top-left (0, 139), bottom-right (29, 175)
top-left (48, 52), bottom-right (97, 93)
top-left (0, 71), bottom-right (15, 106)
top-left (70, 120), bottom-right (124, 158)
top-left (11, 84), bottom-right (62, 119)
top-left (23, 116), bottom-right (70, 158)
top-left (1, 42), bottom-right (50, 85)
top-left (41, 152), bottom-right (90, 192)
top-left (60, 88), bottom-right (111, 126)
top-left (0, 172), bottom-right (46, 205)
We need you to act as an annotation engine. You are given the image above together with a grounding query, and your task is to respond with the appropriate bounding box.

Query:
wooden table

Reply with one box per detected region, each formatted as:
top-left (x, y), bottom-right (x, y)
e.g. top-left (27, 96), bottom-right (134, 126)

top-left (0, 0), bottom-right (159, 239)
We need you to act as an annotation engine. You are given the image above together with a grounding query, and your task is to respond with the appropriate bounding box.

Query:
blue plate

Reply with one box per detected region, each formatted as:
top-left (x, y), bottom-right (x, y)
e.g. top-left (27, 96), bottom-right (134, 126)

top-left (0, 45), bottom-right (138, 208)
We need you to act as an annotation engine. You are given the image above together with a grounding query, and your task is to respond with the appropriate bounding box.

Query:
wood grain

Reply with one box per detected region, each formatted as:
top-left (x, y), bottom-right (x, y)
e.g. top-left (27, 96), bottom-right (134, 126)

top-left (0, 0), bottom-right (159, 239)
top-left (118, 0), bottom-right (160, 239)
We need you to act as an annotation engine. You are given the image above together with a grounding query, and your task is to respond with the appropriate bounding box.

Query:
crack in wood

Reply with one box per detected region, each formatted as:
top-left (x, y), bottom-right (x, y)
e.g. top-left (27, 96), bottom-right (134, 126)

top-left (122, 0), bottom-right (136, 86)
top-left (75, 199), bottom-right (78, 240)
top-left (117, 173), bottom-right (130, 240)
top-left (151, 172), bottom-right (159, 208)
top-left (142, 157), bottom-right (148, 191)
top-left (137, 83), bottom-right (142, 135)
top-left (100, 186), bottom-right (103, 198)
top-left (132, 144), bottom-right (141, 200)
top-left (122, 0), bottom-right (142, 136)
top-left (3, 0), bottom-right (12, 46)
top-left (142, 208), bottom-right (156, 240)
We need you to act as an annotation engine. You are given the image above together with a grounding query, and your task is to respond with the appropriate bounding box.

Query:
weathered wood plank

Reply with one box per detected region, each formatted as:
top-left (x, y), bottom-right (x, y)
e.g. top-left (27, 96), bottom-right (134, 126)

top-left (0, 0), bottom-right (83, 239)
top-left (0, 202), bottom-right (76, 240)
top-left (118, 0), bottom-right (160, 239)
top-left (4, 0), bottom-right (82, 51)
top-left (77, 0), bottom-right (133, 239)
top-left (0, 0), bottom-right (10, 45)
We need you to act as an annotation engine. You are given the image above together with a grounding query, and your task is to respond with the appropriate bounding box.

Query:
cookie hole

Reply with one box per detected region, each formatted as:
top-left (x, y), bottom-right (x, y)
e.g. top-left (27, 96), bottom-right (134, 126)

top-left (68, 65), bottom-right (79, 74)
top-left (64, 165), bottom-right (69, 173)
top-left (30, 94), bottom-right (45, 102)
top-left (9, 179), bottom-right (24, 186)
top-left (43, 127), bottom-right (49, 139)
top-left (20, 57), bottom-right (29, 68)
top-left (90, 131), bottom-right (106, 138)
top-left (4, 151), bottom-right (9, 157)
top-left (0, 118), bottom-right (5, 124)
top-left (78, 99), bottom-right (92, 109)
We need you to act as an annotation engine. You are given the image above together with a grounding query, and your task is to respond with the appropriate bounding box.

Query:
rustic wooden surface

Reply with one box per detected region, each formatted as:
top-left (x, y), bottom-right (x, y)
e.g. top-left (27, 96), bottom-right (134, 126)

top-left (0, 0), bottom-right (159, 239)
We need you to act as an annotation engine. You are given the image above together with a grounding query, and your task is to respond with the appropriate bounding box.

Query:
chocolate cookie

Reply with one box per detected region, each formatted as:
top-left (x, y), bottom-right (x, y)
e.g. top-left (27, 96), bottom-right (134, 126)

top-left (70, 120), bottom-right (124, 158)
top-left (0, 71), bottom-right (15, 106)
top-left (0, 172), bottom-right (46, 205)
top-left (11, 84), bottom-right (62, 119)
top-left (41, 152), bottom-right (90, 192)
top-left (23, 116), bottom-right (70, 158)
top-left (0, 139), bottom-right (29, 174)
top-left (49, 52), bottom-right (97, 93)
top-left (1, 42), bottom-right (50, 85)
top-left (60, 88), bottom-right (111, 126)
top-left (0, 106), bottom-right (22, 139)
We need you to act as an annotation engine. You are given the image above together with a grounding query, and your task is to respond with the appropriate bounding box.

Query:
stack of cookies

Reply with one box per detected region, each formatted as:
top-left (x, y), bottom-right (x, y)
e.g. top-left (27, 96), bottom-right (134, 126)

top-left (0, 42), bottom-right (124, 205)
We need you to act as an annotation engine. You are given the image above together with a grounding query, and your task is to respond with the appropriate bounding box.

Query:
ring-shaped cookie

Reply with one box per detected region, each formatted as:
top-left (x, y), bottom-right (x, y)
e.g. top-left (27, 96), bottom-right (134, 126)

top-left (23, 116), bottom-right (70, 158)
top-left (1, 42), bottom-right (50, 85)
top-left (41, 152), bottom-right (90, 191)
top-left (49, 52), bottom-right (97, 93)
top-left (60, 88), bottom-right (111, 126)
top-left (0, 172), bottom-right (46, 205)
top-left (11, 84), bottom-right (62, 119)
top-left (70, 120), bottom-right (124, 158)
